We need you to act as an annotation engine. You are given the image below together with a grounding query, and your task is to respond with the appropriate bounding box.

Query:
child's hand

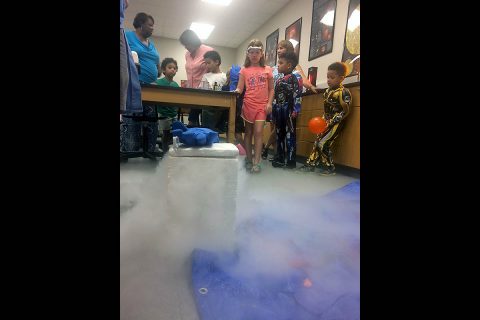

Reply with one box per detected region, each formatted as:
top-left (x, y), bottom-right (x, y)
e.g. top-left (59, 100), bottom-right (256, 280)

top-left (329, 114), bottom-right (343, 125)
top-left (265, 103), bottom-right (272, 114)
top-left (291, 111), bottom-right (297, 118)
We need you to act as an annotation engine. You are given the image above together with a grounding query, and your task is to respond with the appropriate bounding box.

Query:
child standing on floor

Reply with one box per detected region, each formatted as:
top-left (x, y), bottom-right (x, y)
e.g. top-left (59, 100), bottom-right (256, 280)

top-left (155, 57), bottom-right (180, 120)
top-left (199, 50), bottom-right (227, 130)
top-left (198, 51), bottom-right (227, 89)
top-left (298, 62), bottom-right (352, 175)
top-left (272, 52), bottom-right (303, 169)
top-left (262, 39), bottom-right (317, 160)
top-left (234, 39), bottom-right (274, 173)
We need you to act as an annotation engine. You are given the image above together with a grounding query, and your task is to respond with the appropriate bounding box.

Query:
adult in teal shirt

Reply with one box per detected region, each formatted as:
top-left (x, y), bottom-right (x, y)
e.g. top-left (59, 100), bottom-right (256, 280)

top-left (124, 12), bottom-right (160, 154)
top-left (125, 12), bottom-right (160, 84)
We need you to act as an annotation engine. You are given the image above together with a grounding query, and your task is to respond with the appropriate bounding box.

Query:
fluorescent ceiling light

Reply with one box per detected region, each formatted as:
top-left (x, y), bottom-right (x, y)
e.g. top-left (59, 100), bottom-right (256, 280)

top-left (190, 22), bottom-right (215, 40)
top-left (347, 9), bottom-right (360, 31)
top-left (320, 10), bottom-right (335, 26)
top-left (202, 0), bottom-right (232, 6)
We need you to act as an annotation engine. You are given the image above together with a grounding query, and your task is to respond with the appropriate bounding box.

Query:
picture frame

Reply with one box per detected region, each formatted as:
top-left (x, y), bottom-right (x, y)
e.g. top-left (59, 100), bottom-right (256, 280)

top-left (341, 0), bottom-right (360, 77)
top-left (307, 66), bottom-right (318, 87)
top-left (308, 0), bottom-right (337, 61)
top-left (265, 29), bottom-right (279, 67)
top-left (285, 18), bottom-right (302, 59)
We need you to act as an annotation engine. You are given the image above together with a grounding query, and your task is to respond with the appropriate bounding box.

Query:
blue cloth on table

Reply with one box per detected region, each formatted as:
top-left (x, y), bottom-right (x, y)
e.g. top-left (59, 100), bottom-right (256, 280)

top-left (172, 121), bottom-right (219, 146)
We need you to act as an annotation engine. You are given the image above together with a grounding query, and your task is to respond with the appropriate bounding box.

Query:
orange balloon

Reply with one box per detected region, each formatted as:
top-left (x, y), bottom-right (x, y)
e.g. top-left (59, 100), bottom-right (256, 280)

top-left (303, 278), bottom-right (313, 287)
top-left (308, 117), bottom-right (327, 134)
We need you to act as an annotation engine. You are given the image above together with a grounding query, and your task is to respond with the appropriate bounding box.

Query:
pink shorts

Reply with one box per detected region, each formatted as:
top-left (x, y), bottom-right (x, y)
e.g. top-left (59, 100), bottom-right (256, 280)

top-left (241, 104), bottom-right (266, 124)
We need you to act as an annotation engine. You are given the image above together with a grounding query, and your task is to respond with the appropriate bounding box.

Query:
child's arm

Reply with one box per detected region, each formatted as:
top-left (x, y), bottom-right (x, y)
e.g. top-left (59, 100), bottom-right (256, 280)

top-left (340, 88), bottom-right (352, 118)
top-left (265, 76), bottom-right (274, 114)
top-left (295, 64), bottom-right (317, 93)
top-left (291, 76), bottom-right (303, 118)
top-left (234, 73), bottom-right (245, 94)
top-left (334, 88), bottom-right (352, 122)
top-left (329, 88), bottom-right (352, 126)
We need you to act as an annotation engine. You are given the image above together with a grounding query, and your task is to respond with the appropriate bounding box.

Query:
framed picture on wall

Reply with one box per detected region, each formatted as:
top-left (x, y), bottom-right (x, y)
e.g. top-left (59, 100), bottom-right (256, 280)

top-left (285, 18), bottom-right (302, 58)
top-left (265, 29), bottom-right (279, 67)
top-left (307, 66), bottom-right (318, 87)
top-left (341, 0), bottom-right (360, 77)
top-left (308, 0), bottom-right (337, 61)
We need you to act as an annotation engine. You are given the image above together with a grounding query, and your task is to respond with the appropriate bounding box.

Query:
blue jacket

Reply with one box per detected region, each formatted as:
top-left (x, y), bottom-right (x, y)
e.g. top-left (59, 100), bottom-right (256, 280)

top-left (123, 30), bottom-right (143, 114)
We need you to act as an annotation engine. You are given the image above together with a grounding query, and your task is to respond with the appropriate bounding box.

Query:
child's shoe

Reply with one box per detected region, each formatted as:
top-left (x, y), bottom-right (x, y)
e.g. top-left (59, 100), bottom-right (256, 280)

top-left (272, 157), bottom-right (285, 168)
top-left (285, 161), bottom-right (296, 169)
top-left (251, 163), bottom-right (261, 173)
top-left (318, 167), bottom-right (336, 176)
top-left (245, 158), bottom-right (253, 170)
top-left (261, 148), bottom-right (269, 160)
top-left (296, 165), bottom-right (315, 172)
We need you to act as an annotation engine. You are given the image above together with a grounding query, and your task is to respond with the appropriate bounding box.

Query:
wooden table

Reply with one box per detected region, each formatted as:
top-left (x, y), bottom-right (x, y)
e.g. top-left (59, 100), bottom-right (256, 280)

top-left (141, 84), bottom-right (237, 143)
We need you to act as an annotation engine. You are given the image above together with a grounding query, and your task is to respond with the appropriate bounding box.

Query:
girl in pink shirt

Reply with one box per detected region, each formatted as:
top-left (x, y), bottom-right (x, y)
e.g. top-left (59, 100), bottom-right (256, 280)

top-left (234, 39), bottom-right (274, 173)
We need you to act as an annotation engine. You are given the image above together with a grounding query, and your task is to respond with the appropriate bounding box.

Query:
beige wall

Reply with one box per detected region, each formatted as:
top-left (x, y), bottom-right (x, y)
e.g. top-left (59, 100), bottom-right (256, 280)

top-left (126, 0), bottom-right (359, 87)
top-left (148, 36), bottom-right (237, 84)
top-left (235, 0), bottom-right (358, 88)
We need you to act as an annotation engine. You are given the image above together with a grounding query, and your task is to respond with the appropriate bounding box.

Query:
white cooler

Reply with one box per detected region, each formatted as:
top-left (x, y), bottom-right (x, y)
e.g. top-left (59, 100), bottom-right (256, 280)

top-left (166, 142), bottom-right (239, 250)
